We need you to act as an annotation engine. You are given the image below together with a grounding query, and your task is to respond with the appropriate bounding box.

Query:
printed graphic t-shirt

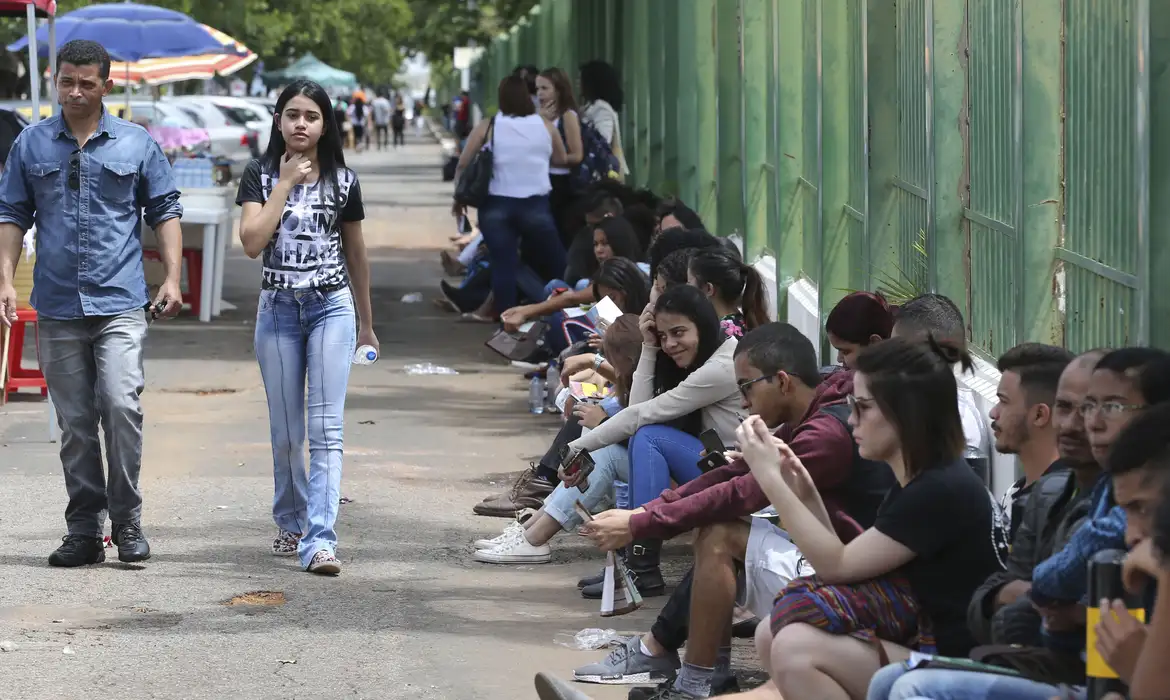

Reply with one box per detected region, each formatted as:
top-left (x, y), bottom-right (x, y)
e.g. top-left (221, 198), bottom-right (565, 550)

top-left (873, 458), bottom-right (1009, 656)
top-left (235, 159), bottom-right (364, 290)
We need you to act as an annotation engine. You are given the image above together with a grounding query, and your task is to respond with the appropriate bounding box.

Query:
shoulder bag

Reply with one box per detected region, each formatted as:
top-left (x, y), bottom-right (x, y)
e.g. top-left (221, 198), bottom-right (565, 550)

top-left (454, 117), bottom-right (495, 208)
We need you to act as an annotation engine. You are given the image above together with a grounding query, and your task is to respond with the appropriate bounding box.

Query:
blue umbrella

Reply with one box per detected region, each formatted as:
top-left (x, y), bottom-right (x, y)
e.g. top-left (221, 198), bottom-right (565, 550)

top-left (7, 3), bottom-right (241, 62)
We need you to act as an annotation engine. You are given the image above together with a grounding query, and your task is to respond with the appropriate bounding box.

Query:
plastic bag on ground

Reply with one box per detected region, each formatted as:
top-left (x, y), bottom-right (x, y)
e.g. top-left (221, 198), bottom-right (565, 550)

top-left (403, 363), bottom-right (458, 376)
top-left (553, 628), bottom-right (620, 650)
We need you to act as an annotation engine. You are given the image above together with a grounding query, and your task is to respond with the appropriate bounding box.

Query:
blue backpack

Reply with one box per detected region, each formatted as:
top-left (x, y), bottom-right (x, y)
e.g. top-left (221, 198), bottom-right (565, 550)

top-left (559, 117), bottom-right (621, 191)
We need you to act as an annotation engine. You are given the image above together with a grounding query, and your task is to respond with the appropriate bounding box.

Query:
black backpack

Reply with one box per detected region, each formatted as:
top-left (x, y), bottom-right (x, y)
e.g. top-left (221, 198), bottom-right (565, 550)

top-left (818, 402), bottom-right (898, 530)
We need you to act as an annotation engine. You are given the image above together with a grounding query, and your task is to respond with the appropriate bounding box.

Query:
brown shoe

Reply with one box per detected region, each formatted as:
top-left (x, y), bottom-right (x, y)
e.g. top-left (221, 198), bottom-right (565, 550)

top-left (473, 465), bottom-right (554, 518)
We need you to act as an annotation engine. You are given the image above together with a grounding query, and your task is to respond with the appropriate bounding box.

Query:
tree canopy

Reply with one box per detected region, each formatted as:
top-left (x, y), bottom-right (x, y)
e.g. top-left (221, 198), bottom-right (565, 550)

top-left (1, 0), bottom-right (537, 86)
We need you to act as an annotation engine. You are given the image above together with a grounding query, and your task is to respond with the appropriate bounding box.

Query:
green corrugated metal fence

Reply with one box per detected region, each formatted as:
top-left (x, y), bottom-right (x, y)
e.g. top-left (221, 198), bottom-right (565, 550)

top-left (465, 0), bottom-right (1170, 354)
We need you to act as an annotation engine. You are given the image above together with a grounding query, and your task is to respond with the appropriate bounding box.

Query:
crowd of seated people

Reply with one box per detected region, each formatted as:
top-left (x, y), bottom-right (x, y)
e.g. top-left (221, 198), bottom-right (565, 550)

top-left (438, 148), bottom-right (1168, 700)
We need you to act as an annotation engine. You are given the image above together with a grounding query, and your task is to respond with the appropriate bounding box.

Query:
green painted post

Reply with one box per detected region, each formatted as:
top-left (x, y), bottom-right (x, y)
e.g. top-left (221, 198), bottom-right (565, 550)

top-left (866, 0), bottom-right (900, 292)
top-left (695, 0), bottom-right (720, 229)
top-left (1150, 3), bottom-right (1170, 349)
top-left (1020, 0), bottom-right (1065, 345)
top-left (740, 0), bottom-right (773, 258)
top-left (648, 0), bottom-right (667, 191)
top-left (634, 0), bottom-right (651, 188)
top-left (674, 0), bottom-right (700, 207)
top-left (774, 0), bottom-right (811, 289)
top-left (621, 0), bottom-right (641, 185)
top-left (931, 0), bottom-right (967, 312)
top-left (661, 0), bottom-right (681, 195)
top-left (715, 0), bottom-right (745, 238)
top-left (819, 0), bottom-right (855, 320)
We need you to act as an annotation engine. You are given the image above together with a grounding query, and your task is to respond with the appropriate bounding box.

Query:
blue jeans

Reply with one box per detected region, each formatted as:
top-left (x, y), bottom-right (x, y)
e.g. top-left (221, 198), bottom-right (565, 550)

top-left (866, 662), bottom-right (1080, 700)
top-left (478, 194), bottom-right (566, 313)
top-left (254, 288), bottom-right (357, 568)
top-left (543, 441), bottom-right (629, 529)
top-left (629, 425), bottom-right (705, 507)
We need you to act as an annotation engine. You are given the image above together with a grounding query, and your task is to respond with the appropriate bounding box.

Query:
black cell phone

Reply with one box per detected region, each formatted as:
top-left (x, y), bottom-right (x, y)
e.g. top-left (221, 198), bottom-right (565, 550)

top-left (697, 429), bottom-right (729, 472)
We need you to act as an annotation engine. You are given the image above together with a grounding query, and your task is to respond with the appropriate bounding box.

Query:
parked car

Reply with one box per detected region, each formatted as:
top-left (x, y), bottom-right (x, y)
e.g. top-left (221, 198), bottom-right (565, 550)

top-left (161, 97), bottom-right (252, 178)
top-left (206, 96), bottom-right (272, 154)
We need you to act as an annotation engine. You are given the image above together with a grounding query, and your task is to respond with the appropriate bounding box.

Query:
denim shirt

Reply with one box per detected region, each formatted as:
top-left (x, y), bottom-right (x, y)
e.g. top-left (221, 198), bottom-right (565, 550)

top-left (0, 109), bottom-right (182, 319)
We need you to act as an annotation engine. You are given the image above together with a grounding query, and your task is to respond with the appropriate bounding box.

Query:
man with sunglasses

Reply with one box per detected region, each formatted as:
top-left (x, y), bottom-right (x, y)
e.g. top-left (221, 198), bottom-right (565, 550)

top-left (0, 40), bottom-right (183, 568)
top-left (572, 323), bottom-right (896, 699)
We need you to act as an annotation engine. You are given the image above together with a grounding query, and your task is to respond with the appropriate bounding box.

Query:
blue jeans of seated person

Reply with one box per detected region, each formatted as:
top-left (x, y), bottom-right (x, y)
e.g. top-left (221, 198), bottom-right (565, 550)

top-left (477, 194), bottom-right (566, 313)
top-left (254, 288), bottom-right (356, 568)
top-left (866, 663), bottom-right (1083, 700)
top-left (543, 441), bottom-right (630, 530)
top-left (542, 278), bottom-right (594, 354)
top-left (629, 425), bottom-right (706, 507)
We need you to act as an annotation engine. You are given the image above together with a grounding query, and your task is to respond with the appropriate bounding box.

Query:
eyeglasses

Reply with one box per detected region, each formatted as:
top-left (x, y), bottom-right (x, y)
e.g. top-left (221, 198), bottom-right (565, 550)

top-left (737, 374), bottom-right (773, 397)
top-left (1078, 400), bottom-right (1144, 419)
top-left (68, 150), bottom-right (80, 191)
top-left (847, 393), bottom-right (876, 415)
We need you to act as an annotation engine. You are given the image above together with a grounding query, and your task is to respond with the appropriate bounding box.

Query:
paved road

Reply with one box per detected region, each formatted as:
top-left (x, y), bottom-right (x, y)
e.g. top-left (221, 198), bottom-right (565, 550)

top-left (0, 136), bottom-right (664, 699)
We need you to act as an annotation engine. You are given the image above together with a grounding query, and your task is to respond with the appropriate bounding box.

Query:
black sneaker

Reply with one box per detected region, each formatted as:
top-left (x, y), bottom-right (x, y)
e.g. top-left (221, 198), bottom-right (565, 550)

top-left (111, 523), bottom-right (151, 563)
top-left (47, 535), bottom-right (106, 568)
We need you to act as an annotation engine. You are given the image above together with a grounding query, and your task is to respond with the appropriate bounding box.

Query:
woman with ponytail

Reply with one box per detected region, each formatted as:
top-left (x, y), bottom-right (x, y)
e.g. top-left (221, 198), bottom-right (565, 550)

top-left (687, 248), bottom-right (769, 336)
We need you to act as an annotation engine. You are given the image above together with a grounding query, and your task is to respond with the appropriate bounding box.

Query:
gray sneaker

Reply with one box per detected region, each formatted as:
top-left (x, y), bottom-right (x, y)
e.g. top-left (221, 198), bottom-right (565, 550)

top-left (573, 636), bottom-right (680, 685)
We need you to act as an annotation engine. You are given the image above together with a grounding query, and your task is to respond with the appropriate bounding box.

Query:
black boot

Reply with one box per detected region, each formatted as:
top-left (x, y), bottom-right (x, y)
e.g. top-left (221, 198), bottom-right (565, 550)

top-left (626, 539), bottom-right (666, 596)
top-left (47, 535), bottom-right (105, 568)
top-left (582, 541), bottom-right (665, 599)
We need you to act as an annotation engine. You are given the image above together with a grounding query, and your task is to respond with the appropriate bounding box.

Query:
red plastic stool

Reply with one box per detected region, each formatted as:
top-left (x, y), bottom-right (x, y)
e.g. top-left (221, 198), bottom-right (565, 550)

top-left (143, 248), bottom-right (203, 316)
top-left (3, 307), bottom-right (48, 403)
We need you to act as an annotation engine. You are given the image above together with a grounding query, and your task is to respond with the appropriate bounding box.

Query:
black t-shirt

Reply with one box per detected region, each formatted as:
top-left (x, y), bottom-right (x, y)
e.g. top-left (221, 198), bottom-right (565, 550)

top-left (873, 458), bottom-right (1009, 656)
top-left (235, 159), bottom-right (365, 290)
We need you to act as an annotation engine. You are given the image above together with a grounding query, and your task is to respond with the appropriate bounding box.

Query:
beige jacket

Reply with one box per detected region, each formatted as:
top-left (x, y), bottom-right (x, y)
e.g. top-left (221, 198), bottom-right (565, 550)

top-left (569, 337), bottom-right (744, 453)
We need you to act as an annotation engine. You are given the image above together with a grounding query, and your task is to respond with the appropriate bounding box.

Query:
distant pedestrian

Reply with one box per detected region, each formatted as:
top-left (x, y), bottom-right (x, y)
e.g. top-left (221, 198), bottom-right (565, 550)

top-left (372, 92), bottom-right (391, 150)
top-left (391, 94), bottom-right (406, 147)
top-left (236, 79), bottom-right (378, 576)
top-left (0, 39), bottom-right (183, 568)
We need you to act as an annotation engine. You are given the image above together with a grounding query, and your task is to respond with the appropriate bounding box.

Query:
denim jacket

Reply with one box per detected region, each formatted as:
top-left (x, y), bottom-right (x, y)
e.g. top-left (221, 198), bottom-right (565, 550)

top-left (0, 109), bottom-right (182, 320)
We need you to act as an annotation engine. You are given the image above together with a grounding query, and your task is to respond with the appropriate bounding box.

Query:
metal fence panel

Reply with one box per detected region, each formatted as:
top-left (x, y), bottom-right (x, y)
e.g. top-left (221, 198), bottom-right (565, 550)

top-left (1062, 0), bottom-right (1144, 350)
top-left (894, 0), bottom-right (931, 292)
top-left (965, 0), bottom-right (1022, 356)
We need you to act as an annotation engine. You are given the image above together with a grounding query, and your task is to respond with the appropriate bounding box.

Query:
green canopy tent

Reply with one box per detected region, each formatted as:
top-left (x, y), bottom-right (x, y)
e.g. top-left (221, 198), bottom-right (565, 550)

top-left (263, 53), bottom-right (357, 89)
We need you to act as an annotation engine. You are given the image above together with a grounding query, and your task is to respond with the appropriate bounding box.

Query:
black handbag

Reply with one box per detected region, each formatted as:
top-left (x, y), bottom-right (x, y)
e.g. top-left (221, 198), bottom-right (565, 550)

top-left (454, 117), bottom-right (495, 208)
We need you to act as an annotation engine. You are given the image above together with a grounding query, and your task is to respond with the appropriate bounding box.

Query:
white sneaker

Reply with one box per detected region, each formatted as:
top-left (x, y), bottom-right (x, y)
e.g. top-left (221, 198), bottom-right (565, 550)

top-left (474, 520), bottom-right (524, 550)
top-left (473, 529), bottom-right (551, 564)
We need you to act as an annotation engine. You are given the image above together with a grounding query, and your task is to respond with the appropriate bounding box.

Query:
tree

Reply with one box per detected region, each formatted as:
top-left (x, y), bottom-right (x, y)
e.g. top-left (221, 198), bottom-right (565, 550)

top-left (404, 0), bottom-right (538, 66)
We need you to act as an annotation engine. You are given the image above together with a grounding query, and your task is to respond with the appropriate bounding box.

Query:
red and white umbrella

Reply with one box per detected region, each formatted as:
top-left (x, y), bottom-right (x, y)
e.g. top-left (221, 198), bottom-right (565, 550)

top-left (110, 24), bottom-right (256, 86)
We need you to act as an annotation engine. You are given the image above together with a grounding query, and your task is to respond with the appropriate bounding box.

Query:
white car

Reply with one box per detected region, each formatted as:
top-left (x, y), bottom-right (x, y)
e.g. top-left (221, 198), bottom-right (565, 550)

top-left (207, 96), bottom-right (273, 154)
top-left (161, 97), bottom-right (253, 178)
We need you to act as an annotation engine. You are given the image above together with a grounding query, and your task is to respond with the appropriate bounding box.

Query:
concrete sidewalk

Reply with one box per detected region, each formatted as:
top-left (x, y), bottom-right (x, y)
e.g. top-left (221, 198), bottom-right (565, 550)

top-left (0, 136), bottom-right (664, 699)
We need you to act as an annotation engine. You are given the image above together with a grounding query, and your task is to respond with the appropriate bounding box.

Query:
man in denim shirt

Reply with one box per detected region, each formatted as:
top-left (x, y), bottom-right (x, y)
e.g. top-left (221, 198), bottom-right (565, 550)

top-left (0, 40), bottom-right (183, 568)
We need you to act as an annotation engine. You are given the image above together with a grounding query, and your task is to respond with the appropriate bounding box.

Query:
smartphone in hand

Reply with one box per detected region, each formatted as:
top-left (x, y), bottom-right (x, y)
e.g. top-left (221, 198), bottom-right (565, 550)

top-left (697, 429), bottom-right (729, 472)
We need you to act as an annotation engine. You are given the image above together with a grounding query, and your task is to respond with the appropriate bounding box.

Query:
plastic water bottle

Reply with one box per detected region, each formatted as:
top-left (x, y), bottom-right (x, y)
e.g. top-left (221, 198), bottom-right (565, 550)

top-left (545, 361), bottom-right (559, 411)
top-left (353, 345), bottom-right (378, 366)
top-left (529, 375), bottom-right (545, 414)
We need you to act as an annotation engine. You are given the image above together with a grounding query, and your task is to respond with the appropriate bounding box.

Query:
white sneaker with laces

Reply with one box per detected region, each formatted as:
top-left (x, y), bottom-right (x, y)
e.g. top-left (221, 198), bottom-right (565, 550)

top-left (473, 528), bottom-right (551, 564)
top-left (474, 520), bottom-right (524, 550)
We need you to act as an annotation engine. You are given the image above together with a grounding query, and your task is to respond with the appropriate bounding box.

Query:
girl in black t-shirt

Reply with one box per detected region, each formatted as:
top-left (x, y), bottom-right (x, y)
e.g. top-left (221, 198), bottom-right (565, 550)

top-left (237, 79), bottom-right (378, 577)
top-left (738, 336), bottom-right (1006, 699)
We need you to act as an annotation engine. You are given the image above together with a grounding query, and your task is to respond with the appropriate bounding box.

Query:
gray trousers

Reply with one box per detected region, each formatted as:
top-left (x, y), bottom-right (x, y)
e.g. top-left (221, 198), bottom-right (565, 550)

top-left (36, 310), bottom-right (148, 537)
